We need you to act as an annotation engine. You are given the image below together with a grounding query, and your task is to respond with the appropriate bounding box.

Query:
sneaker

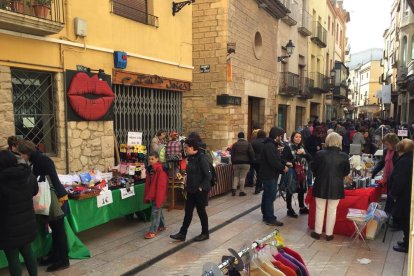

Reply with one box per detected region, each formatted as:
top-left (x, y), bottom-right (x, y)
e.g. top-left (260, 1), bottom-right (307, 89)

top-left (299, 207), bottom-right (309, 215)
top-left (194, 233), bottom-right (209, 242)
top-left (239, 192), bottom-right (247, 196)
top-left (264, 220), bottom-right (284, 226)
top-left (326, 235), bottom-right (334, 241)
top-left (157, 226), bottom-right (166, 232)
top-left (170, 232), bottom-right (186, 241)
top-left (310, 231), bottom-right (321, 240)
top-left (232, 189), bottom-right (236, 196)
top-left (287, 209), bottom-right (298, 218)
top-left (397, 241), bottom-right (405, 247)
top-left (393, 245), bottom-right (408, 253)
top-left (46, 262), bottom-right (70, 272)
top-left (144, 232), bottom-right (157, 239)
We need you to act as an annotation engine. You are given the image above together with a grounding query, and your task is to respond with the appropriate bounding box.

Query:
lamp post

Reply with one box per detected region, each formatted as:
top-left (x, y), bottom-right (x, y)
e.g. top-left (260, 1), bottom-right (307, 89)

top-left (277, 40), bottom-right (295, 62)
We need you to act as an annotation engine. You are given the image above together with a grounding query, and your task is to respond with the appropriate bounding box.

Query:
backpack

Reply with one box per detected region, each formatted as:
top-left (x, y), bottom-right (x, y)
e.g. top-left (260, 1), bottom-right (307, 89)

top-left (208, 161), bottom-right (217, 187)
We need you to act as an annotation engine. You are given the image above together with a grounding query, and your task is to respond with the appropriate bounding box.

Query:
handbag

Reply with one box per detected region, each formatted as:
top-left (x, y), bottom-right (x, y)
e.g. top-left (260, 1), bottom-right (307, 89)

top-left (294, 162), bottom-right (306, 182)
top-left (33, 176), bottom-right (51, 216)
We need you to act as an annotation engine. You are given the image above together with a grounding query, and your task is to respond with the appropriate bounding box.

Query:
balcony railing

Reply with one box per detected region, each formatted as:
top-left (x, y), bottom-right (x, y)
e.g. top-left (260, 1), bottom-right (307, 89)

top-left (310, 72), bottom-right (330, 93)
top-left (298, 10), bottom-right (312, 36)
top-left (279, 72), bottom-right (300, 96)
top-left (281, 0), bottom-right (298, 26)
top-left (113, 0), bottom-right (158, 27)
top-left (311, 21), bottom-right (327, 48)
top-left (298, 77), bottom-right (314, 99)
top-left (0, 0), bottom-right (64, 35)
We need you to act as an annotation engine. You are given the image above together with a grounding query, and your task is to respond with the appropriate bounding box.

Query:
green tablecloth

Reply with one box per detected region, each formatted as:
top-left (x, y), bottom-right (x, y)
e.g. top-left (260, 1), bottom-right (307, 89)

top-left (0, 217), bottom-right (90, 269)
top-left (67, 183), bottom-right (151, 233)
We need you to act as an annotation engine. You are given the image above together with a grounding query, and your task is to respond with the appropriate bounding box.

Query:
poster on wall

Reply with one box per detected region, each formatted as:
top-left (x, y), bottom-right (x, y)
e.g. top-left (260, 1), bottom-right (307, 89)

top-left (65, 70), bottom-right (115, 121)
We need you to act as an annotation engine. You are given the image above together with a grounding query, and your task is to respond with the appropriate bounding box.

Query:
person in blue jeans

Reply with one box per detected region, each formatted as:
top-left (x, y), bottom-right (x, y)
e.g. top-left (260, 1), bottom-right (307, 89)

top-left (259, 127), bottom-right (288, 226)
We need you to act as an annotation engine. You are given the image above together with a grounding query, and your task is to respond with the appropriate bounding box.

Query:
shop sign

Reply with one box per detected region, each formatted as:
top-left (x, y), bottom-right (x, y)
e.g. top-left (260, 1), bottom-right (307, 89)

top-left (127, 132), bottom-right (143, 145)
top-left (66, 70), bottom-right (114, 121)
top-left (217, 94), bottom-right (242, 106)
top-left (112, 69), bottom-right (191, 92)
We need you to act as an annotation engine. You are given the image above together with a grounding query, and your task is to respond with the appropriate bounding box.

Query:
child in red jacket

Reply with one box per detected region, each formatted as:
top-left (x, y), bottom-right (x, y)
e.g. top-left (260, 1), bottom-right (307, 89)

top-left (144, 152), bottom-right (168, 239)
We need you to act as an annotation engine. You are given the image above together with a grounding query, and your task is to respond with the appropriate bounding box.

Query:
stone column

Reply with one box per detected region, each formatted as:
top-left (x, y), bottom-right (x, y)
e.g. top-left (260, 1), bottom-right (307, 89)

top-left (0, 66), bottom-right (15, 148)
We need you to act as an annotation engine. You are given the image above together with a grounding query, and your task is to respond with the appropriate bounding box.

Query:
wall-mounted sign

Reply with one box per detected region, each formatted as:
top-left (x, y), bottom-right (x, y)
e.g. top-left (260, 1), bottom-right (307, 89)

top-left (217, 94), bottom-right (242, 106)
top-left (66, 70), bottom-right (114, 121)
top-left (398, 129), bottom-right (408, 137)
top-left (200, 64), bottom-right (210, 73)
top-left (112, 70), bottom-right (191, 92)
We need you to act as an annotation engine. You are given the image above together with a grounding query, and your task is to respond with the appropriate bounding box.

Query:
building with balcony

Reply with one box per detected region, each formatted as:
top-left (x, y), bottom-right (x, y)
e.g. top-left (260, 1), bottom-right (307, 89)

top-left (0, 0), bottom-right (193, 173)
top-left (395, 0), bottom-right (414, 124)
top-left (348, 59), bottom-right (382, 120)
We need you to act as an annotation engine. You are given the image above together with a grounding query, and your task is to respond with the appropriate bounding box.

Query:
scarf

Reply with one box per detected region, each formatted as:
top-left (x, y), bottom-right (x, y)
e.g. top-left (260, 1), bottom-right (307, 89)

top-left (383, 149), bottom-right (394, 183)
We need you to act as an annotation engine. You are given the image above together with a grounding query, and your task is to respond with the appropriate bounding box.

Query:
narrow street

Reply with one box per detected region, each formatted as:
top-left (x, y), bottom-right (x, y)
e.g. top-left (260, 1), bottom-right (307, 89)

top-left (1, 188), bottom-right (405, 276)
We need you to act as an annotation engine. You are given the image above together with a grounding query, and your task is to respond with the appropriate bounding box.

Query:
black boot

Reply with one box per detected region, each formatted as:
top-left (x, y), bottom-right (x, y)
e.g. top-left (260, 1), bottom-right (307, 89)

top-left (170, 232), bottom-right (186, 241)
top-left (231, 189), bottom-right (236, 196)
top-left (194, 233), bottom-right (209, 242)
top-left (287, 209), bottom-right (298, 218)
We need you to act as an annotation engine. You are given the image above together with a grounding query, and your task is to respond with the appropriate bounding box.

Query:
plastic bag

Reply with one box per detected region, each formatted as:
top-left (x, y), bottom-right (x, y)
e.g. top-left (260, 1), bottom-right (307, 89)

top-left (33, 177), bottom-right (51, 215)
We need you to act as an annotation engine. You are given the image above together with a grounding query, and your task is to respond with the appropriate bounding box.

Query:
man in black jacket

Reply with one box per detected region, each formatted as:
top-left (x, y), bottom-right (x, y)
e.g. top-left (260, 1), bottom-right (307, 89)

top-left (170, 137), bottom-right (212, 242)
top-left (259, 127), bottom-right (288, 226)
top-left (231, 132), bottom-right (255, 196)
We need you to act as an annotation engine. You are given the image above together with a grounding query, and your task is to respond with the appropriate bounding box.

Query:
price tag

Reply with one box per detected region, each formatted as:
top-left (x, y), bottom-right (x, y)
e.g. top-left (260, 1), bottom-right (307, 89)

top-left (127, 132), bottom-right (143, 145)
top-left (120, 187), bottom-right (135, 199)
top-left (398, 129), bottom-right (408, 137)
top-left (97, 190), bottom-right (113, 208)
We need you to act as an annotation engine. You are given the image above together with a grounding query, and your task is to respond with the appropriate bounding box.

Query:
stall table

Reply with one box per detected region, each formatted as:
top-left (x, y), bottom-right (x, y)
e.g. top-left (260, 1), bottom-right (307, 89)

top-left (306, 186), bottom-right (382, 236)
top-left (68, 183), bottom-right (151, 233)
top-left (209, 164), bottom-right (234, 198)
top-left (0, 218), bottom-right (90, 269)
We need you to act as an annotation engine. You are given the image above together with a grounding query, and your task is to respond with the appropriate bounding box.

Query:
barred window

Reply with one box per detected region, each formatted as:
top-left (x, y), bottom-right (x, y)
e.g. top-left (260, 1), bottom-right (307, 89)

top-left (112, 0), bottom-right (158, 27)
top-left (12, 69), bottom-right (57, 154)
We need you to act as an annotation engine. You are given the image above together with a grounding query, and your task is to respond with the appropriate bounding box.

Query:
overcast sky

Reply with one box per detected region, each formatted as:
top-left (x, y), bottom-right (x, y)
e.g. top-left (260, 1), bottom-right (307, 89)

top-left (343, 0), bottom-right (393, 54)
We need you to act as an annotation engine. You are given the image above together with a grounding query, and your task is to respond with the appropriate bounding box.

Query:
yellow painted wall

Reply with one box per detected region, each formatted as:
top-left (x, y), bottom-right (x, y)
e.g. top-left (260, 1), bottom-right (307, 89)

top-left (0, 0), bottom-right (193, 80)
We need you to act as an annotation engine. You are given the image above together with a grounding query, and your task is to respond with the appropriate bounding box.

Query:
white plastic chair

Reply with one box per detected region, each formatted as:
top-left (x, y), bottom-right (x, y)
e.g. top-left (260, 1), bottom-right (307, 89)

top-left (347, 202), bottom-right (379, 250)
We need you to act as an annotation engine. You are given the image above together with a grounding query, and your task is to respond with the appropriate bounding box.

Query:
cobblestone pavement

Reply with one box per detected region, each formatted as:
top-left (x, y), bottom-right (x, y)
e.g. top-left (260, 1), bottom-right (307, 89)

top-left (0, 187), bottom-right (408, 276)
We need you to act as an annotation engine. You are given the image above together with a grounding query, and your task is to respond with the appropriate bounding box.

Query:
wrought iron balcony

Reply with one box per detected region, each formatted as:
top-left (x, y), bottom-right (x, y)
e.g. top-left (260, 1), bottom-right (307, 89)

top-left (310, 72), bottom-right (330, 93)
top-left (279, 72), bottom-right (300, 96)
top-left (298, 77), bottom-right (314, 99)
top-left (0, 0), bottom-right (64, 36)
top-left (112, 0), bottom-right (158, 27)
top-left (311, 21), bottom-right (327, 48)
top-left (281, 0), bottom-right (298, 26)
top-left (298, 10), bottom-right (312, 36)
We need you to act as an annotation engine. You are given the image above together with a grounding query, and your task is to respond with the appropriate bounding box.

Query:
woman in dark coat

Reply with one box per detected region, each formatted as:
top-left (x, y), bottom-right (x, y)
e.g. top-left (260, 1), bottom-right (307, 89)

top-left (17, 140), bottom-right (70, 272)
top-left (282, 132), bottom-right (312, 218)
top-left (310, 132), bottom-right (350, 241)
top-left (170, 136), bottom-right (212, 242)
top-left (0, 150), bottom-right (38, 276)
top-left (389, 139), bottom-right (414, 253)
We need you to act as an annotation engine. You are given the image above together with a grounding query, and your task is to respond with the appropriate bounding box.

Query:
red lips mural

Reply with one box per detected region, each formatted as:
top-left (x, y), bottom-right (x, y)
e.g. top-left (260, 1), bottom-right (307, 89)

top-left (68, 72), bottom-right (115, 121)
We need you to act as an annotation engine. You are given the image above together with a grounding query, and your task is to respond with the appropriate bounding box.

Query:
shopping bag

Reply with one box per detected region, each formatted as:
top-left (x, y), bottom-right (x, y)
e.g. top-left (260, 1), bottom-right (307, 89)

top-left (33, 176), bottom-right (51, 215)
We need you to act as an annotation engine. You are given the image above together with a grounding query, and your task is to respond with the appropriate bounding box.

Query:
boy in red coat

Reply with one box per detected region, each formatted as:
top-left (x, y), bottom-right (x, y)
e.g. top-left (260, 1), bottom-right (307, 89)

top-left (144, 152), bottom-right (168, 239)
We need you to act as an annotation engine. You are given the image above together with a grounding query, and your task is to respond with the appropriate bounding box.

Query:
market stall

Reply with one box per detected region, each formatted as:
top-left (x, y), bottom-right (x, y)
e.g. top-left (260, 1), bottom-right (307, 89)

top-left (306, 186), bottom-right (382, 236)
top-left (68, 182), bottom-right (150, 233)
top-left (209, 163), bottom-right (234, 198)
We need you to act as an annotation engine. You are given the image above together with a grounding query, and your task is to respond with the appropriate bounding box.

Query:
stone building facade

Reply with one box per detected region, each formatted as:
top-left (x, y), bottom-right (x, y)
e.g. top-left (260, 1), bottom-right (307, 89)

top-left (185, 0), bottom-right (289, 149)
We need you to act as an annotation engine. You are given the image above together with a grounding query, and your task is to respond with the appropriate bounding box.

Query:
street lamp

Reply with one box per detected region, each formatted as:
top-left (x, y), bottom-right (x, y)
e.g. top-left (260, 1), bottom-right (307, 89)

top-left (277, 40), bottom-right (295, 62)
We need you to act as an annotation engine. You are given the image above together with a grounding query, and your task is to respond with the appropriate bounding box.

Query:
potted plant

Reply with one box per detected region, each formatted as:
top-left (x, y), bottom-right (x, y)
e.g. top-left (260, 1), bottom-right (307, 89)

top-left (32, 0), bottom-right (51, 19)
top-left (10, 0), bottom-right (23, 13)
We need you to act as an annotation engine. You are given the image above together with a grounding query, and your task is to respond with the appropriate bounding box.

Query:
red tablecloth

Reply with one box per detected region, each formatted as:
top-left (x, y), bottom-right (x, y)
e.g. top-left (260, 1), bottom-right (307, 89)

top-left (305, 186), bottom-right (382, 236)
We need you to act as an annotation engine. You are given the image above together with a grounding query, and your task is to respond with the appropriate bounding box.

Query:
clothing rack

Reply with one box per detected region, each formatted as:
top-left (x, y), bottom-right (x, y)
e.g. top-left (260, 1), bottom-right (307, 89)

top-left (201, 229), bottom-right (280, 276)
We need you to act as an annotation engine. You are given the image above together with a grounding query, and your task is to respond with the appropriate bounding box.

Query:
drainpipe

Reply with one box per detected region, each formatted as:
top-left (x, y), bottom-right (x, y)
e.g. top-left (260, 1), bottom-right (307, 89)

top-left (64, 70), bottom-right (70, 174)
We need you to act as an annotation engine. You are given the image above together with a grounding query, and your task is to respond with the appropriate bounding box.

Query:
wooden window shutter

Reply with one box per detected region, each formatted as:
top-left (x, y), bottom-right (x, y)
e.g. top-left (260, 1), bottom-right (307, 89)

top-left (113, 0), bottom-right (148, 24)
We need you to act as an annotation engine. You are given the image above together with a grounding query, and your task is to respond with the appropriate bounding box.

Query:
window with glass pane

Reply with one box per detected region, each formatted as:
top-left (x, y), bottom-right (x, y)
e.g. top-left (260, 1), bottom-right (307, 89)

top-left (11, 69), bottom-right (57, 154)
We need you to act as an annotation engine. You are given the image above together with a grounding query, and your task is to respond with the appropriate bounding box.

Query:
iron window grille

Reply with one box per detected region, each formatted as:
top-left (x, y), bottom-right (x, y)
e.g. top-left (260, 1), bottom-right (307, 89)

top-left (11, 69), bottom-right (57, 154)
top-left (113, 85), bottom-right (182, 148)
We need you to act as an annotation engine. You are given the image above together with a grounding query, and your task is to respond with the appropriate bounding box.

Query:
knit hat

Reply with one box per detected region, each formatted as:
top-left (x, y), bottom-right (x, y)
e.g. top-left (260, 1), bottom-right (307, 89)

top-left (269, 127), bottom-right (285, 139)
